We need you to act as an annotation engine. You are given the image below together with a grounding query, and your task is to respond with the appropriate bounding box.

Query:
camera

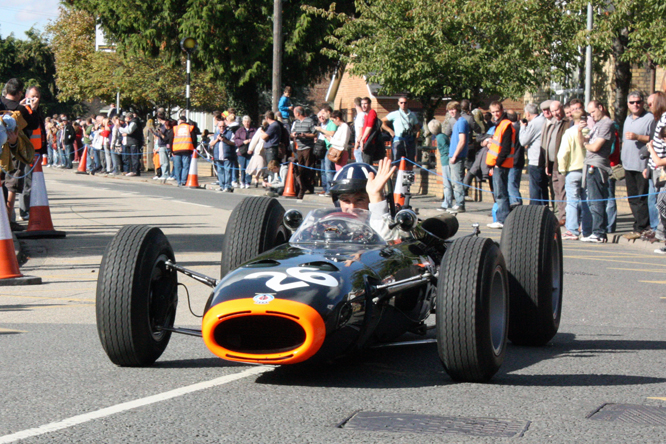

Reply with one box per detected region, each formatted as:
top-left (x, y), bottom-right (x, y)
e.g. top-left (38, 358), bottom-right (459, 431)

top-left (639, 146), bottom-right (650, 160)
top-left (521, 118), bottom-right (528, 124)
top-left (25, 98), bottom-right (32, 106)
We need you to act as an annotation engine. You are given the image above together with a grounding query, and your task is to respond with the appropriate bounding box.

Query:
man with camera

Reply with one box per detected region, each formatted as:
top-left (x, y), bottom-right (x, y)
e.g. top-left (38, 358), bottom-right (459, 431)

top-left (290, 106), bottom-right (316, 199)
top-left (382, 95), bottom-right (420, 163)
top-left (622, 91), bottom-right (656, 240)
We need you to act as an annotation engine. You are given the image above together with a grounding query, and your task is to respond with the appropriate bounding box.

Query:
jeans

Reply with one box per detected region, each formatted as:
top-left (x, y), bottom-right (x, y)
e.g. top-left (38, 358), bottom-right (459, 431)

top-left (218, 158), bottom-right (235, 189)
top-left (158, 146), bottom-right (171, 178)
top-left (238, 155), bottom-right (251, 185)
top-left (47, 145), bottom-right (55, 165)
top-left (173, 153), bottom-right (191, 185)
top-left (564, 170), bottom-right (591, 236)
top-left (440, 164), bottom-right (453, 209)
top-left (93, 149), bottom-right (104, 171)
top-left (18, 168), bottom-right (31, 218)
top-left (508, 167), bottom-right (523, 206)
top-left (353, 148), bottom-right (363, 163)
top-left (606, 178), bottom-right (617, 233)
top-left (528, 165), bottom-right (549, 205)
top-left (449, 159), bottom-right (465, 208)
top-left (322, 156), bottom-right (335, 192)
top-left (127, 144), bottom-right (141, 175)
top-left (64, 144), bottom-right (74, 168)
top-left (586, 167), bottom-right (609, 237)
top-left (103, 146), bottom-right (113, 172)
top-left (392, 137), bottom-right (416, 163)
top-left (121, 145), bottom-right (130, 173)
top-left (493, 167), bottom-right (511, 223)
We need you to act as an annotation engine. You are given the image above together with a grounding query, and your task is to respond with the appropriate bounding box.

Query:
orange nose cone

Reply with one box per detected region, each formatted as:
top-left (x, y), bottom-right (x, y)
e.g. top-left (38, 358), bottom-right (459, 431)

top-left (202, 298), bottom-right (326, 364)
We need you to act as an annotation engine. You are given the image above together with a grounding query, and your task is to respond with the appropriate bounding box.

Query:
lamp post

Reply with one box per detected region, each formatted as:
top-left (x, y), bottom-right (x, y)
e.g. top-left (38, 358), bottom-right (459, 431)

top-left (180, 37), bottom-right (198, 120)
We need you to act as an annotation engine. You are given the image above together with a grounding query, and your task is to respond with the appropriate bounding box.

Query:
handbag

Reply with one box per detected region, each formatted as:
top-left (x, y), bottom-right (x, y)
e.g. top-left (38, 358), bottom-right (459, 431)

top-left (610, 164), bottom-right (625, 181)
top-left (327, 147), bottom-right (343, 164)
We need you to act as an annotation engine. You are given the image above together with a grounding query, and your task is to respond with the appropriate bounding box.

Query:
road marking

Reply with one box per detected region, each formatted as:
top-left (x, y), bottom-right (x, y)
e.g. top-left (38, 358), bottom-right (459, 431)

top-left (0, 366), bottom-right (271, 444)
top-left (179, 202), bottom-right (212, 208)
top-left (608, 268), bottom-right (666, 273)
top-left (648, 397), bottom-right (666, 401)
top-left (0, 295), bottom-right (94, 303)
top-left (639, 281), bottom-right (666, 285)
top-left (563, 256), bottom-right (666, 267)
top-left (0, 327), bottom-right (27, 334)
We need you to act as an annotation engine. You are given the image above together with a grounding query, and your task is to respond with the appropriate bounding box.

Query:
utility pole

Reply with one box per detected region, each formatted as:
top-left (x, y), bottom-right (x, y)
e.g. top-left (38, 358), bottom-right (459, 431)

top-left (585, 3), bottom-right (592, 106)
top-left (272, 0), bottom-right (283, 113)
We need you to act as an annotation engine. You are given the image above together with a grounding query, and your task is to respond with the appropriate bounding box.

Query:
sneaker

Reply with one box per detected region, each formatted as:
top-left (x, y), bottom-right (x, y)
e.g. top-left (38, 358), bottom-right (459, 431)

top-left (464, 196), bottom-right (474, 202)
top-left (562, 231), bottom-right (579, 240)
top-left (166, 176), bottom-right (176, 181)
top-left (231, 181), bottom-right (240, 188)
top-left (641, 229), bottom-right (656, 242)
top-left (126, 172), bottom-right (137, 177)
top-left (244, 184), bottom-right (250, 189)
top-left (487, 222), bottom-right (503, 229)
top-left (211, 181), bottom-right (219, 186)
top-left (10, 222), bottom-right (25, 232)
top-left (447, 205), bottom-right (465, 214)
top-left (437, 207), bottom-right (448, 212)
top-left (18, 215), bottom-right (29, 222)
top-left (220, 188), bottom-right (229, 192)
top-left (152, 176), bottom-right (160, 180)
top-left (623, 231), bottom-right (642, 240)
top-left (580, 234), bottom-right (607, 243)
top-left (654, 246), bottom-right (666, 254)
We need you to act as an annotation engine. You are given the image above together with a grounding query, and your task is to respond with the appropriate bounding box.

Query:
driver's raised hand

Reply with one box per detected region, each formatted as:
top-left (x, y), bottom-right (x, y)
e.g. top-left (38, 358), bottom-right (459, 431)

top-left (366, 158), bottom-right (396, 204)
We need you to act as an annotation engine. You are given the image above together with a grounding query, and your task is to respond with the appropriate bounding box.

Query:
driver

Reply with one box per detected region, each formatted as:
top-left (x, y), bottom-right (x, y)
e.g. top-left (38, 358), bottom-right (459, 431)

top-left (329, 158), bottom-right (400, 240)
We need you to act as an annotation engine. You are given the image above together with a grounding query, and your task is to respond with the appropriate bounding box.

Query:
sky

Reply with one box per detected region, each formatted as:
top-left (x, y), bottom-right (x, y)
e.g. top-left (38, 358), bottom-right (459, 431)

top-left (0, 0), bottom-right (60, 39)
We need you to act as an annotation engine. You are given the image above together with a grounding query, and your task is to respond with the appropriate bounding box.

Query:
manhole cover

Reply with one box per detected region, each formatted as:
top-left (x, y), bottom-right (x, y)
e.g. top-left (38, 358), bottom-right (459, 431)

top-left (588, 403), bottom-right (666, 426)
top-left (339, 411), bottom-right (530, 437)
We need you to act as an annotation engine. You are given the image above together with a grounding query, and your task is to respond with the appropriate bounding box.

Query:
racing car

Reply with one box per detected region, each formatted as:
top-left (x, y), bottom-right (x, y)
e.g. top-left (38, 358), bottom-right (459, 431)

top-left (96, 196), bottom-right (562, 383)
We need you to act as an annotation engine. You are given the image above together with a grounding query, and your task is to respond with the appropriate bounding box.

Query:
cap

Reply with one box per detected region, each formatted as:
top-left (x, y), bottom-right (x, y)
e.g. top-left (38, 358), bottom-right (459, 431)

top-left (540, 100), bottom-right (552, 112)
top-left (2, 115), bottom-right (17, 132)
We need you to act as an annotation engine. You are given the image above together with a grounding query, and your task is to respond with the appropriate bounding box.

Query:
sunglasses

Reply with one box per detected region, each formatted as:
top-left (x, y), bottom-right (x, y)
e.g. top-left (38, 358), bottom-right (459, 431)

top-left (628, 100), bottom-right (642, 105)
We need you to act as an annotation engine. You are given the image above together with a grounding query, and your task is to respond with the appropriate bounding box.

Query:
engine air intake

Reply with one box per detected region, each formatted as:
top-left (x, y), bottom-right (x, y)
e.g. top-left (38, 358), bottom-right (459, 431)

top-left (214, 315), bottom-right (306, 354)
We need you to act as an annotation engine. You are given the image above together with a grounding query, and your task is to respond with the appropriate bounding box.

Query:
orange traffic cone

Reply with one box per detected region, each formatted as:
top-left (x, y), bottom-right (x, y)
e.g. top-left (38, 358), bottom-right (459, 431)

top-left (282, 162), bottom-right (297, 198)
top-left (76, 145), bottom-right (89, 174)
top-left (41, 154), bottom-right (47, 166)
top-left (0, 181), bottom-right (41, 285)
top-left (185, 150), bottom-right (201, 188)
top-left (393, 157), bottom-right (408, 209)
top-left (16, 159), bottom-right (66, 239)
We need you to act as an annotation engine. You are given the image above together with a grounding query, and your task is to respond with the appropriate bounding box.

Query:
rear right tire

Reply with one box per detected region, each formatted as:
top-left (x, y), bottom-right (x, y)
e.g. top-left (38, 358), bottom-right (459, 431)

top-left (220, 197), bottom-right (289, 279)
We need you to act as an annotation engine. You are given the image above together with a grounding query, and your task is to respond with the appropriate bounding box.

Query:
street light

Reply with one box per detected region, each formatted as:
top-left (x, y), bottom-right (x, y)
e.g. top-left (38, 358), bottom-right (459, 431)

top-left (180, 37), bottom-right (198, 120)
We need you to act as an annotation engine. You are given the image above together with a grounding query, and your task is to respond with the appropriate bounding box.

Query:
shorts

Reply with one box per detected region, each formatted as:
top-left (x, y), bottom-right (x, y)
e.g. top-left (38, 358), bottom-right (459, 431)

top-left (2, 166), bottom-right (25, 194)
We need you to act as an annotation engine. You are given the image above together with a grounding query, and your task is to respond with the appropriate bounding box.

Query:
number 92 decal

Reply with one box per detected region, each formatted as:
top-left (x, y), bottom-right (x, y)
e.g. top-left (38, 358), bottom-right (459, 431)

top-left (244, 267), bottom-right (338, 292)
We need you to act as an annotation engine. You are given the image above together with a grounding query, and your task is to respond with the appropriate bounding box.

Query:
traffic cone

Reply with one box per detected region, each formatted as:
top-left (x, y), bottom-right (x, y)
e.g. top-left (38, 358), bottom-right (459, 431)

top-left (393, 157), bottom-right (408, 209)
top-left (75, 145), bottom-right (89, 174)
top-left (0, 182), bottom-right (41, 285)
top-left (16, 160), bottom-right (66, 239)
top-left (282, 162), bottom-right (297, 198)
top-left (41, 154), bottom-right (47, 166)
top-left (185, 149), bottom-right (201, 188)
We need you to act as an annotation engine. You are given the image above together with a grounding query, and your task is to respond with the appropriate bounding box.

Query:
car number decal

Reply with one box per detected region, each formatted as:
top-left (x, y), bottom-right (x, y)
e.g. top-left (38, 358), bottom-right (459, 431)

top-left (244, 267), bottom-right (338, 292)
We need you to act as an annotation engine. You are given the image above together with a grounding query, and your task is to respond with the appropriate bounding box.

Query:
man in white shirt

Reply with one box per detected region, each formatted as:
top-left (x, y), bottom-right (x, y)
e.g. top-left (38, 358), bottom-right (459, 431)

top-left (352, 97), bottom-right (366, 163)
top-left (519, 103), bottom-right (548, 205)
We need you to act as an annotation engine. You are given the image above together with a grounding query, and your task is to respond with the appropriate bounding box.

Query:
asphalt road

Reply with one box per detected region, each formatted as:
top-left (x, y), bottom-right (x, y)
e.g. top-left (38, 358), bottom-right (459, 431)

top-left (1, 168), bottom-right (666, 443)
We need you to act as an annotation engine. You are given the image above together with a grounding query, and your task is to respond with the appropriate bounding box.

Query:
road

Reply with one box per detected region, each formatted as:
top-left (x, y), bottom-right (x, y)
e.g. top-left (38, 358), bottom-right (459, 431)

top-left (1, 168), bottom-right (666, 443)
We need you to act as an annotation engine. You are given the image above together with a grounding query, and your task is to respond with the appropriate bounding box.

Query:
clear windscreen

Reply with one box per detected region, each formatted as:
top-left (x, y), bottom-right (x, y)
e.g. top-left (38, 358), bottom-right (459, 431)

top-left (290, 208), bottom-right (386, 245)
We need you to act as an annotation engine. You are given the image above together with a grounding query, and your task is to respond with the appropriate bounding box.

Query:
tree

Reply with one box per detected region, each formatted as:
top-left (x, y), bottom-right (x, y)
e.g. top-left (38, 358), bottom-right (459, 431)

top-left (47, 6), bottom-right (228, 117)
top-left (570, 0), bottom-right (666, 127)
top-left (308, 0), bottom-right (582, 119)
top-left (70, 0), bottom-right (356, 120)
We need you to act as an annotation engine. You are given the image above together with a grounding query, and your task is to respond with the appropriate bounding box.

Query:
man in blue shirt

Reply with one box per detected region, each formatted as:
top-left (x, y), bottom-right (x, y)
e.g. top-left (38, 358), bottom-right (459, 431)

top-left (278, 86), bottom-right (293, 123)
top-left (447, 101), bottom-right (470, 213)
top-left (381, 95), bottom-right (420, 162)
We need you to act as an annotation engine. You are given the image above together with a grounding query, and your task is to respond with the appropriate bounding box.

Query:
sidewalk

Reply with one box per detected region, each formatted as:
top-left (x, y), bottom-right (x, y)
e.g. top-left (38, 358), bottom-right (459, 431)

top-left (37, 160), bottom-right (662, 254)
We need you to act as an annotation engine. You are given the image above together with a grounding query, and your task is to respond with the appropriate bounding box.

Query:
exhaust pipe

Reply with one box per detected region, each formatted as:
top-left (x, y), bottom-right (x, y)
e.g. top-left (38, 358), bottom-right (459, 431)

top-left (202, 298), bottom-right (326, 364)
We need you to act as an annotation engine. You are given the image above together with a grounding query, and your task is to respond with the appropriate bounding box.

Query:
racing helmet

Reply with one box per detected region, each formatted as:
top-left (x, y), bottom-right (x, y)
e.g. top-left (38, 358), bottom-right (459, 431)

top-left (329, 163), bottom-right (376, 202)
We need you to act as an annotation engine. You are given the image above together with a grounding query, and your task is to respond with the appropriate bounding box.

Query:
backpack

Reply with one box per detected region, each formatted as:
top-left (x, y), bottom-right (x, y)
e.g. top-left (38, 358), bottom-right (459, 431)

top-left (363, 117), bottom-right (384, 159)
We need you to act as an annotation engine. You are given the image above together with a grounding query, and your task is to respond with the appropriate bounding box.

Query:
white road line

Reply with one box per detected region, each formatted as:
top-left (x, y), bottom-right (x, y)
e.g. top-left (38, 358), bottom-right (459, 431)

top-left (0, 366), bottom-right (271, 443)
top-left (179, 202), bottom-right (212, 208)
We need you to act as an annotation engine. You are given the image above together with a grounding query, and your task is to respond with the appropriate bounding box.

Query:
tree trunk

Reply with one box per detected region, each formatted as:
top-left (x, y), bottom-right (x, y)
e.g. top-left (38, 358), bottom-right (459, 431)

top-left (612, 27), bottom-right (631, 131)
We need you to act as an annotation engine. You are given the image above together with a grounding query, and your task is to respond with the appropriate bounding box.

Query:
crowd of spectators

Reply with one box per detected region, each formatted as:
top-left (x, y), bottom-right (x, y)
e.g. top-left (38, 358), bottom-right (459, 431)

top-left (4, 75), bottom-right (666, 252)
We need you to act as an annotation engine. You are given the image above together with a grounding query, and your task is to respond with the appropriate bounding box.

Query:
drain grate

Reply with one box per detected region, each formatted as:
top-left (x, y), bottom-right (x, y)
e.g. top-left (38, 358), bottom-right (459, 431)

top-left (588, 403), bottom-right (666, 426)
top-left (339, 411), bottom-right (530, 438)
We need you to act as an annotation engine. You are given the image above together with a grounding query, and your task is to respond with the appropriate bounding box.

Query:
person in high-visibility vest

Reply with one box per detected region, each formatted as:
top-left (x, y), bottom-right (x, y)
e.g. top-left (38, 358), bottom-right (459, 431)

top-left (172, 115), bottom-right (196, 186)
top-left (485, 101), bottom-right (515, 228)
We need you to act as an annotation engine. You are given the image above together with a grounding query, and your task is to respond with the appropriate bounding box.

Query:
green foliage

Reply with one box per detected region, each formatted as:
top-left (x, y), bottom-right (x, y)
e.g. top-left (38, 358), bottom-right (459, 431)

top-left (70, 0), bottom-right (355, 118)
top-left (309, 0), bottom-right (582, 116)
top-left (47, 6), bottom-right (228, 115)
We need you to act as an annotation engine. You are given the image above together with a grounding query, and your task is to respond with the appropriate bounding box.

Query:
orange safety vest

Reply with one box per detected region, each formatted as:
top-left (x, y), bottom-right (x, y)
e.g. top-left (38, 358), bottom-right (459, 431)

top-left (486, 119), bottom-right (515, 168)
top-left (172, 123), bottom-right (195, 153)
top-left (30, 126), bottom-right (42, 151)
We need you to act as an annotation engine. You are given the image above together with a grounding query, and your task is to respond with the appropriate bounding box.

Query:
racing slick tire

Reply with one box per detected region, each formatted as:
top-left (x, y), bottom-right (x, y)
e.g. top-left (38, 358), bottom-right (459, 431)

top-left (500, 205), bottom-right (563, 346)
top-left (436, 236), bottom-right (509, 382)
top-left (96, 225), bottom-right (178, 366)
top-left (220, 196), bottom-right (289, 278)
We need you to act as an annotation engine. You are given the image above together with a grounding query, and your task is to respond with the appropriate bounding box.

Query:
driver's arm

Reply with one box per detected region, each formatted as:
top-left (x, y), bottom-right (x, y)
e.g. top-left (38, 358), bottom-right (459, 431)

top-left (366, 158), bottom-right (400, 241)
